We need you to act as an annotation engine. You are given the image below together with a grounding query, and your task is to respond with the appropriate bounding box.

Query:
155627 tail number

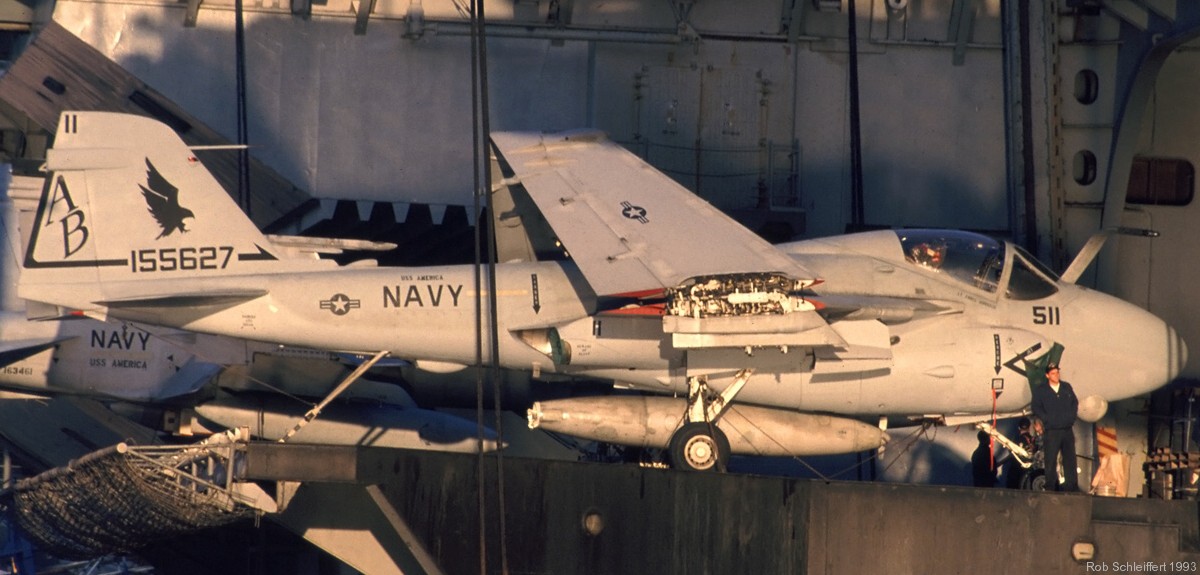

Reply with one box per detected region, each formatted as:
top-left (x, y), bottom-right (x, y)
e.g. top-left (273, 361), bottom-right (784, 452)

top-left (131, 246), bottom-right (233, 273)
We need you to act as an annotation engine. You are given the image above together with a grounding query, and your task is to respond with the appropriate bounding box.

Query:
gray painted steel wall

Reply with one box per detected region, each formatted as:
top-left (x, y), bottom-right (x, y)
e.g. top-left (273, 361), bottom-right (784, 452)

top-left (48, 0), bottom-right (1009, 238)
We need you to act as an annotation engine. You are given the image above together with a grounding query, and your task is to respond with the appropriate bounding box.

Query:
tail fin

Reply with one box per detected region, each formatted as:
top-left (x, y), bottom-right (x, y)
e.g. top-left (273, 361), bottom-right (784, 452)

top-left (19, 111), bottom-right (320, 313)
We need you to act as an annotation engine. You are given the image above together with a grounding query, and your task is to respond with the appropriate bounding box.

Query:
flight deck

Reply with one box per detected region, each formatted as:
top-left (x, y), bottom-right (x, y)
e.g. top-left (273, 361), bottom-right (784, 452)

top-left (6, 437), bottom-right (1200, 574)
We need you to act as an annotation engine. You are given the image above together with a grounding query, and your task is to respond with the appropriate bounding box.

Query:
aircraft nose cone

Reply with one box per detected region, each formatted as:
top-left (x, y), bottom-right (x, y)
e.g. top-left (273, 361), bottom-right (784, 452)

top-left (1074, 294), bottom-right (1186, 400)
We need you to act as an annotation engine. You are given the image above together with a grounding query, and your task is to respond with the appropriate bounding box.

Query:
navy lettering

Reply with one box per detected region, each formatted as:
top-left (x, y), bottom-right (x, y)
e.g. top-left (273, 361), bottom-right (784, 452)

top-left (383, 284), bottom-right (464, 308)
top-left (90, 329), bottom-right (151, 351)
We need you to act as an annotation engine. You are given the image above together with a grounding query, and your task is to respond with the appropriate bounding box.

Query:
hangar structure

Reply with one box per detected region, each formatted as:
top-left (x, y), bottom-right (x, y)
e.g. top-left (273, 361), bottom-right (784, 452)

top-left (0, 0), bottom-right (1199, 572)
top-left (0, 1), bottom-right (1193, 369)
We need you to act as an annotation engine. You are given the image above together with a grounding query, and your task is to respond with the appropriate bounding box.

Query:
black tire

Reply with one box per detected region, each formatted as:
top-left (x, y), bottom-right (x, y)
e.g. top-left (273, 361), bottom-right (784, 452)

top-left (1024, 470), bottom-right (1047, 491)
top-left (668, 422), bottom-right (731, 472)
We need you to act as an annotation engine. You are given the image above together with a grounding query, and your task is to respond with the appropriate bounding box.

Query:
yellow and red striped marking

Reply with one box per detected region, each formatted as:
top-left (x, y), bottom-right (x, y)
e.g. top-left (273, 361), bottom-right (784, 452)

top-left (1096, 425), bottom-right (1119, 457)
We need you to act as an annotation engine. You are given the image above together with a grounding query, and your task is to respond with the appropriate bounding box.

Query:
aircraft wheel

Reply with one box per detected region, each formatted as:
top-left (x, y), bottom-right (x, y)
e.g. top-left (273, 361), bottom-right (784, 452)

top-left (1024, 470), bottom-right (1047, 491)
top-left (668, 422), bottom-right (731, 472)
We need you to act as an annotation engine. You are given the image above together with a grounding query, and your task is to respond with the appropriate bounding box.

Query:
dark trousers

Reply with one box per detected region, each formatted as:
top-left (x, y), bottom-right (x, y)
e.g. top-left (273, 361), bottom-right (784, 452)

top-left (1043, 427), bottom-right (1078, 492)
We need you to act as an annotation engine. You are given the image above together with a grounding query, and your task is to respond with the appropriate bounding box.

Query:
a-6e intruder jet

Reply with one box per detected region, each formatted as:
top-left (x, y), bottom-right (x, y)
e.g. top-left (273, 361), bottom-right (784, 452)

top-left (16, 111), bottom-right (1187, 471)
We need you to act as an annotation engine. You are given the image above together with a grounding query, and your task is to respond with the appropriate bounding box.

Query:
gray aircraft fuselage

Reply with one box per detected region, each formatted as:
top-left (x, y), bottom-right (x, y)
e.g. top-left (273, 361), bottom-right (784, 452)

top-left (82, 230), bottom-right (1180, 422)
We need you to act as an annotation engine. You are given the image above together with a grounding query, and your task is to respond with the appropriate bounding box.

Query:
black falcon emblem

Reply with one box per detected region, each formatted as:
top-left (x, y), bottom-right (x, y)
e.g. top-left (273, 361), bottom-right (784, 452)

top-left (139, 159), bottom-right (195, 239)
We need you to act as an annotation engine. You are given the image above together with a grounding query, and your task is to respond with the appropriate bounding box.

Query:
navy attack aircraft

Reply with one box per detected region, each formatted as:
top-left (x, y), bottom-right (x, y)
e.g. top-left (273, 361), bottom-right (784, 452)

top-left (14, 111), bottom-right (1187, 471)
top-left (0, 175), bottom-right (496, 454)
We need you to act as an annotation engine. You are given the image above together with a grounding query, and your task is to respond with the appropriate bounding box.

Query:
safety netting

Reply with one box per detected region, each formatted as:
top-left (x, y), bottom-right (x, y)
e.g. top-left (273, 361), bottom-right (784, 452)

top-left (3, 442), bottom-right (258, 559)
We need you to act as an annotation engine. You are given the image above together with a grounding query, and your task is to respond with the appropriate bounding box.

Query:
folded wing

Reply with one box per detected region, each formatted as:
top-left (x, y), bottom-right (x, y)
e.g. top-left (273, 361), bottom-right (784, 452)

top-left (491, 131), bottom-right (818, 297)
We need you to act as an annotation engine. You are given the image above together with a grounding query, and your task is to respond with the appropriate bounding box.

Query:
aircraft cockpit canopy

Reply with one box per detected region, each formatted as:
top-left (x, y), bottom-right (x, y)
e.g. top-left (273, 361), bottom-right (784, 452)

top-left (897, 230), bottom-right (1004, 293)
top-left (897, 230), bottom-right (1061, 300)
top-left (1006, 245), bottom-right (1060, 300)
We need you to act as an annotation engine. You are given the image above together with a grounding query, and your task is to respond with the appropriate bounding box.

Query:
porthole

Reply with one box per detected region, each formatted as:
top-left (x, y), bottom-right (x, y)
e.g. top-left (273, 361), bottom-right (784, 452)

top-left (1073, 150), bottom-right (1097, 185)
top-left (1074, 69), bottom-right (1099, 105)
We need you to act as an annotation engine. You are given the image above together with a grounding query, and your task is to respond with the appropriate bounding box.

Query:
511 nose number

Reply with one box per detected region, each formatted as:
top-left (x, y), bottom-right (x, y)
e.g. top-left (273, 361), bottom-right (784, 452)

top-left (130, 246), bottom-right (234, 273)
top-left (1032, 305), bottom-right (1061, 325)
